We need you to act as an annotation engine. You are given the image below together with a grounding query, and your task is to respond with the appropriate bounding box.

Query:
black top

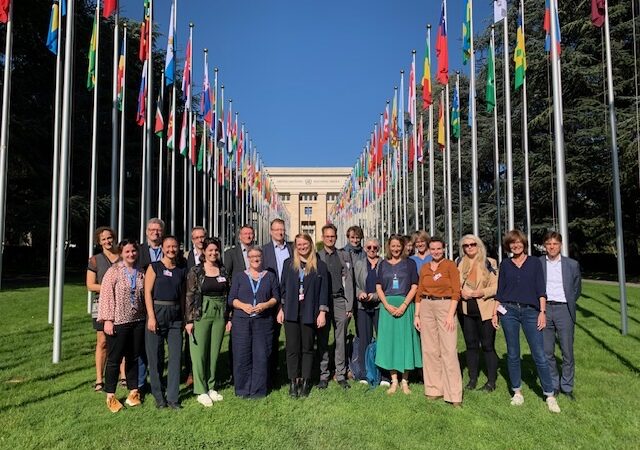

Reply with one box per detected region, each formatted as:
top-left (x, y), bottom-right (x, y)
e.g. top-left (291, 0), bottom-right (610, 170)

top-left (227, 271), bottom-right (280, 319)
top-left (151, 261), bottom-right (187, 301)
top-left (496, 256), bottom-right (546, 309)
top-left (376, 259), bottom-right (418, 296)
top-left (201, 275), bottom-right (227, 296)
top-left (323, 249), bottom-right (344, 295)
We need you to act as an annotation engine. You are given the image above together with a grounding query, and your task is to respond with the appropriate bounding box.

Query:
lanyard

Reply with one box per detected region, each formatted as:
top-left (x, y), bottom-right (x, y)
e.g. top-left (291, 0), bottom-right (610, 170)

top-left (247, 271), bottom-right (265, 316)
top-left (151, 247), bottom-right (162, 262)
top-left (125, 267), bottom-right (138, 306)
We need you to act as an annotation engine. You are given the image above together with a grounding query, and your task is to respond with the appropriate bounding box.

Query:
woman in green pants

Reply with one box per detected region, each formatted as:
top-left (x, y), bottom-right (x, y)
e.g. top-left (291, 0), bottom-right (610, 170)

top-left (185, 237), bottom-right (230, 407)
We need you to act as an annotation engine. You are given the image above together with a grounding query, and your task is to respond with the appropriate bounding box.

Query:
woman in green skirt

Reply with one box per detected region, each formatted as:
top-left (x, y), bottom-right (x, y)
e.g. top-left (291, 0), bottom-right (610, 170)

top-left (375, 234), bottom-right (422, 394)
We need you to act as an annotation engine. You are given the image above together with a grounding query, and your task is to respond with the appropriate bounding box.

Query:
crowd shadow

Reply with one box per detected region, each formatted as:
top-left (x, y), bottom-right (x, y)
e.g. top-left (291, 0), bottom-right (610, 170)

top-left (580, 294), bottom-right (640, 326)
top-left (574, 320), bottom-right (639, 374)
top-left (576, 304), bottom-right (640, 344)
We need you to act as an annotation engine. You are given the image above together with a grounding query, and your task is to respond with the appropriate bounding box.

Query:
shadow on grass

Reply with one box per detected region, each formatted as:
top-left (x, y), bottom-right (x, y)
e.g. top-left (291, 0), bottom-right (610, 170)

top-left (575, 321), bottom-right (640, 375)
top-left (498, 352), bottom-right (545, 398)
top-left (576, 304), bottom-right (640, 344)
top-left (580, 295), bottom-right (640, 326)
top-left (0, 379), bottom-right (88, 413)
top-left (602, 293), bottom-right (637, 309)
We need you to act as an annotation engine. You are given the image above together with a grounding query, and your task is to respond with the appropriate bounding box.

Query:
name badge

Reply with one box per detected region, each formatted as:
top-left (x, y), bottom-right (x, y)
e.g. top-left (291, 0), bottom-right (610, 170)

top-left (392, 278), bottom-right (399, 290)
top-left (163, 269), bottom-right (173, 277)
top-left (497, 305), bottom-right (507, 315)
top-left (217, 276), bottom-right (227, 283)
top-left (433, 273), bottom-right (442, 281)
top-left (298, 293), bottom-right (305, 301)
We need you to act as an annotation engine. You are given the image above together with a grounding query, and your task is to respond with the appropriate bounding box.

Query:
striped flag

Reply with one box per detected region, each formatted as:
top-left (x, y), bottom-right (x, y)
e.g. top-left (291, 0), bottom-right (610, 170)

top-left (179, 110), bottom-right (188, 156)
top-left (422, 32), bottom-right (432, 108)
top-left (182, 29), bottom-right (192, 111)
top-left (451, 83), bottom-right (460, 140)
top-left (437, 95), bottom-right (445, 150)
top-left (164, 2), bottom-right (176, 85)
top-left (87, 13), bottom-right (98, 90)
top-left (46, 1), bottom-right (60, 55)
top-left (116, 39), bottom-right (125, 111)
top-left (167, 97), bottom-right (175, 149)
top-left (462, 0), bottom-right (471, 64)
top-left (202, 57), bottom-right (213, 126)
top-left (139, 0), bottom-right (150, 62)
top-left (136, 60), bottom-right (148, 126)
top-left (154, 86), bottom-right (164, 138)
top-left (435, 1), bottom-right (449, 85)
top-left (544, 0), bottom-right (562, 55)
top-left (514, 10), bottom-right (527, 90)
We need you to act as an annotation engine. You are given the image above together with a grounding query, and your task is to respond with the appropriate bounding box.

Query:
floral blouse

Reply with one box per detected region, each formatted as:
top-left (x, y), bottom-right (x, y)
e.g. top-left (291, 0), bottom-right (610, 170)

top-left (97, 262), bottom-right (146, 325)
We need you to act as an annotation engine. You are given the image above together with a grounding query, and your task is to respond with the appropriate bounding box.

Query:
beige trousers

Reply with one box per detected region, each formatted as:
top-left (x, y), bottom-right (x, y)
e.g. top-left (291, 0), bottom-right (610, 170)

top-left (419, 300), bottom-right (463, 403)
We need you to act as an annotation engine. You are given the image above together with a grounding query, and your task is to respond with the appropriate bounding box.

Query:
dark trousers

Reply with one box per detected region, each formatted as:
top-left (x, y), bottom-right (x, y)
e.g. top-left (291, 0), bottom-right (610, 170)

top-left (284, 320), bottom-right (315, 380)
top-left (105, 321), bottom-right (145, 394)
top-left (146, 304), bottom-right (183, 404)
top-left (232, 316), bottom-right (273, 398)
top-left (355, 307), bottom-right (379, 380)
top-left (543, 302), bottom-right (575, 393)
top-left (461, 314), bottom-right (498, 384)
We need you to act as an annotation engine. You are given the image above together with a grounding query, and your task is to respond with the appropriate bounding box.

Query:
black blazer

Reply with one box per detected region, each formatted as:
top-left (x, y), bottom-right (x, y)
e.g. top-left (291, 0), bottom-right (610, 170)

top-left (136, 243), bottom-right (162, 271)
top-left (224, 245), bottom-right (247, 283)
top-left (262, 241), bottom-right (293, 283)
top-left (186, 250), bottom-right (202, 271)
top-left (281, 258), bottom-right (329, 325)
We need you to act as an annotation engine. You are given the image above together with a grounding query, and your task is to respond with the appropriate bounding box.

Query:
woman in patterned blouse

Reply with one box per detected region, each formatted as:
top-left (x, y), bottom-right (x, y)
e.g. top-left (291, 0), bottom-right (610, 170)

top-left (98, 240), bottom-right (146, 413)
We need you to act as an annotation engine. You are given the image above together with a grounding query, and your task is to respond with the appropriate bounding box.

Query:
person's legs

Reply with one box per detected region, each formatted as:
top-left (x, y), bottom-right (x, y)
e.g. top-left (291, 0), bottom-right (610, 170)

top-left (166, 312), bottom-right (184, 404)
top-left (300, 323), bottom-right (315, 380)
top-left (478, 319), bottom-right (498, 386)
top-left (543, 304), bottom-right (560, 392)
top-left (284, 320), bottom-right (301, 380)
top-left (333, 298), bottom-right (350, 381)
top-left (555, 306), bottom-right (575, 394)
top-left (191, 316), bottom-right (212, 395)
top-left (250, 316), bottom-right (273, 398)
top-left (207, 298), bottom-right (227, 390)
top-left (501, 304), bottom-right (523, 393)
top-left (462, 313), bottom-right (481, 385)
top-left (232, 317), bottom-right (252, 397)
top-left (316, 309), bottom-right (332, 383)
top-left (95, 331), bottom-right (107, 386)
top-left (420, 301), bottom-right (443, 397)
top-left (104, 328), bottom-right (127, 394)
top-left (520, 307), bottom-right (555, 396)
top-left (356, 308), bottom-right (374, 380)
top-left (146, 305), bottom-right (167, 406)
top-left (435, 301), bottom-right (462, 403)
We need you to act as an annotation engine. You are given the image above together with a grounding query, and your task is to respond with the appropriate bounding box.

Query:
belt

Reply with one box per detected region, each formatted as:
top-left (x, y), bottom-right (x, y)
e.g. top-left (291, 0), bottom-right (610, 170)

top-left (332, 293), bottom-right (345, 299)
top-left (502, 301), bottom-right (537, 309)
top-left (154, 300), bottom-right (180, 306)
top-left (423, 296), bottom-right (451, 301)
top-left (546, 301), bottom-right (567, 305)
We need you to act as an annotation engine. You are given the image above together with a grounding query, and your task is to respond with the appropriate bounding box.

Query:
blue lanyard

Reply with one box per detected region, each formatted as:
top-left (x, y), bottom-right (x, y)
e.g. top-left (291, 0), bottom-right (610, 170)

top-left (125, 267), bottom-right (138, 306)
top-left (150, 247), bottom-right (162, 262)
top-left (247, 271), bottom-right (265, 316)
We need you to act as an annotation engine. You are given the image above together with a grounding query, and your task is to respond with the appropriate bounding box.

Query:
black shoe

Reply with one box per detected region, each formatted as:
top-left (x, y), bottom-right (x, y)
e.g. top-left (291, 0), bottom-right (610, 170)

top-left (317, 379), bottom-right (329, 389)
top-left (289, 380), bottom-right (298, 398)
top-left (561, 391), bottom-right (575, 401)
top-left (553, 389), bottom-right (560, 397)
top-left (479, 382), bottom-right (496, 392)
top-left (167, 401), bottom-right (182, 410)
top-left (300, 379), bottom-right (312, 397)
top-left (338, 379), bottom-right (351, 389)
top-left (465, 380), bottom-right (477, 390)
top-left (155, 401), bottom-right (167, 409)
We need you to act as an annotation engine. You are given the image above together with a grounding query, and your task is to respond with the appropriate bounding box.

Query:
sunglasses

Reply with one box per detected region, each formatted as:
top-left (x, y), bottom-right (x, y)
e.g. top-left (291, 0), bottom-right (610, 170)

top-left (462, 242), bottom-right (477, 248)
top-left (366, 246), bottom-right (379, 250)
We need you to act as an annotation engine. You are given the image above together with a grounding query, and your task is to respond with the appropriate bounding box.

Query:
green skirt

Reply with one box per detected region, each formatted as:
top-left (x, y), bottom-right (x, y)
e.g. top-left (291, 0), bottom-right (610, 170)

top-left (375, 295), bottom-right (422, 371)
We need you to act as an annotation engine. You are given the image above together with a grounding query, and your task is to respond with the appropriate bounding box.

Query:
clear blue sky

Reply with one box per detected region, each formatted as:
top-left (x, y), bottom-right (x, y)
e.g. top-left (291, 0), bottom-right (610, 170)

top-left (120, 0), bottom-right (493, 168)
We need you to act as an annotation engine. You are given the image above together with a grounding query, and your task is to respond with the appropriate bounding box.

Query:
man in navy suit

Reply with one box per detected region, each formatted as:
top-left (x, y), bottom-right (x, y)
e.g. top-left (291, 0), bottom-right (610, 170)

top-left (262, 218), bottom-right (292, 386)
top-left (540, 231), bottom-right (582, 400)
top-left (224, 225), bottom-right (255, 281)
top-left (186, 226), bottom-right (207, 270)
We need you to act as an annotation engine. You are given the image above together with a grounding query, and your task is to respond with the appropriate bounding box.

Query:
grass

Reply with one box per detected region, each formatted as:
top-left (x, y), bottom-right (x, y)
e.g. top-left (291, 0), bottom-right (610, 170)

top-left (0, 281), bottom-right (639, 449)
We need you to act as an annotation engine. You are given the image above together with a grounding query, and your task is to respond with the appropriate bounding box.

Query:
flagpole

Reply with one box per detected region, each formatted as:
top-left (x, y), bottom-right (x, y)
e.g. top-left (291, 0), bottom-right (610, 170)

top-left (87, 1), bottom-right (101, 314)
top-left (420, 115), bottom-right (425, 232)
top-left (139, 127), bottom-right (147, 243)
top-left (202, 118), bottom-right (207, 227)
top-left (110, 7), bottom-right (120, 229)
top-left (169, 0), bottom-right (177, 235)
top-left (456, 72), bottom-right (462, 242)
top-left (144, 0), bottom-right (154, 222)
top-left (48, 0), bottom-right (63, 321)
top-left (53, 0), bottom-right (75, 363)
top-left (445, 84), bottom-right (453, 256)
top-left (441, 94), bottom-right (447, 242)
top-left (427, 26), bottom-right (435, 236)
top-left (498, 2), bottom-right (514, 231)
top-left (469, 0), bottom-right (479, 236)
top-left (213, 69), bottom-right (220, 237)
top-left (400, 71), bottom-right (408, 235)
top-left (157, 70), bottom-right (165, 221)
top-left (520, 0), bottom-right (532, 254)
top-left (0, 0), bottom-right (13, 289)
top-left (491, 26), bottom-right (503, 262)
top-left (411, 51), bottom-right (419, 231)
top-left (118, 25), bottom-right (127, 239)
top-left (602, 0), bottom-right (628, 334)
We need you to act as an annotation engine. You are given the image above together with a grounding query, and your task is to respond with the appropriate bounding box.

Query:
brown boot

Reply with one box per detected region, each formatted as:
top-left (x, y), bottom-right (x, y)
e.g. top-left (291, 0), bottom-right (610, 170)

top-left (106, 395), bottom-right (123, 413)
top-left (125, 390), bottom-right (141, 407)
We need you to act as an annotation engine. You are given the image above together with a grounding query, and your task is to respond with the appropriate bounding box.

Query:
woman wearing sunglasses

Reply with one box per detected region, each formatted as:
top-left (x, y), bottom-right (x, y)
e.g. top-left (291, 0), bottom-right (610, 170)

top-left (457, 234), bottom-right (498, 392)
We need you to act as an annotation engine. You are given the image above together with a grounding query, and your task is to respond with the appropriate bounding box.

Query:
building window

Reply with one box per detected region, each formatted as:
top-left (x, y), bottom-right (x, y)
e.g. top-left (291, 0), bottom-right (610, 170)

top-left (326, 192), bottom-right (339, 202)
top-left (304, 206), bottom-right (313, 216)
top-left (279, 192), bottom-right (290, 202)
top-left (300, 193), bottom-right (317, 202)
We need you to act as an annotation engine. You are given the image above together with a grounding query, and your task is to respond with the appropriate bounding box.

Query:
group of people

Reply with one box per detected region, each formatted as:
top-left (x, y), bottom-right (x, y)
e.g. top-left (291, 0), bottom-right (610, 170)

top-left (88, 218), bottom-right (581, 414)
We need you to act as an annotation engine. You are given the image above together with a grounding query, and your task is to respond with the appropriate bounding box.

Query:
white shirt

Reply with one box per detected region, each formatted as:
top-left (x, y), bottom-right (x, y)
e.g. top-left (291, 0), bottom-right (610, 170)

top-left (241, 244), bottom-right (250, 269)
top-left (273, 241), bottom-right (290, 281)
top-left (546, 256), bottom-right (567, 303)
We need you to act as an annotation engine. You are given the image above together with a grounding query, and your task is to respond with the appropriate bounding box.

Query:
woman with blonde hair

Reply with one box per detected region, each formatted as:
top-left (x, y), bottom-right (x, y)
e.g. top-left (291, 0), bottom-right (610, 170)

top-left (277, 233), bottom-right (329, 398)
top-left (457, 234), bottom-right (498, 392)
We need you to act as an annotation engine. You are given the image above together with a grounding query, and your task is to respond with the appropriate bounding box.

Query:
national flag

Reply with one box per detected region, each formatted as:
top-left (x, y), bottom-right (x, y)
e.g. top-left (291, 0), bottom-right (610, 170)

top-left (136, 60), bottom-right (148, 126)
top-left (139, 0), bottom-right (150, 62)
top-left (391, 89), bottom-right (398, 148)
top-left (154, 87), bottom-right (164, 138)
top-left (103, 0), bottom-right (117, 18)
top-left (60, 0), bottom-right (66, 16)
top-left (437, 96), bottom-right (445, 150)
top-left (237, 127), bottom-right (244, 170)
top-left (190, 116), bottom-right (197, 165)
top-left (87, 13), bottom-right (98, 90)
top-left (514, 10), bottom-right (527, 90)
top-left (494, 0), bottom-right (507, 22)
top-left (451, 83), bottom-right (460, 140)
top-left (202, 58), bottom-right (213, 126)
top-left (116, 39), bottom-right (125, 111)
top-left (46, 1), bottom-right (60, 55)
top-left (196, 125), bottom-right (205, 171)
top-left (591, 0), bottom-right (605, 27)
top-left (182, 29), bottom-right (193, 111)
top-left (544, 0), bottom-right (562, 55)
top-left (0, 0), bottom-right (9, 24)
top-left (417, 115), bottom-right (424, 163)
top-left (167, 98), bottom-right (175, 150)
top-left (383, 103), bottom-right (390, 143)
top-left (179, 110), bottom-right (188, 156)
top-left (435, 1), bottom-right (449, 85)
top-left (409, 55), bottom-right (416, 125)
top-left (422, 33), bottom-right (432, 108)
top-left (486, 38), bottom-right (496, 112)
top-left (462, 0), bottom-right (471, 64)
top-left (164, 2), bottom-right (176, 85)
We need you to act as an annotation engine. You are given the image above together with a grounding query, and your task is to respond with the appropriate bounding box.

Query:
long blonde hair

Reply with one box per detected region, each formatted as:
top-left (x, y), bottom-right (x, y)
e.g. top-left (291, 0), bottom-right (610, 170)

top-left (292, 233), bottom-right (317, 274)
top-left (458, 234), bottom-right (489, 281)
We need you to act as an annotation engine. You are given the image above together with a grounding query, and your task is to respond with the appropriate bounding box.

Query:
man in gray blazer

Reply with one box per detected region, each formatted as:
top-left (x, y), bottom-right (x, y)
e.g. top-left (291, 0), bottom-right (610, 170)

top-left (224, 225), bottom-right (255, 281)
top-left (540, 231), bottom-right (582, 400)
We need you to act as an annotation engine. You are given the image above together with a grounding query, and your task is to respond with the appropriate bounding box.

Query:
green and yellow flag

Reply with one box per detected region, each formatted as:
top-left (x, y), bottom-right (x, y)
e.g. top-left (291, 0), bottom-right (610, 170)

top-left (486, 36), bottom-right (496, 112)
top-left (514, 11), bottom-right (527, 90)
top-left (87, 13), bottom-right (97, 90)
top-left (462, 0), bottom-right (471, 65)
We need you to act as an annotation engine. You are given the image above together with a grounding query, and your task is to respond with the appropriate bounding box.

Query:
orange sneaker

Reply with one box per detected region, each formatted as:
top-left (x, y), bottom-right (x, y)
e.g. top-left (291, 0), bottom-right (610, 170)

top-left (125, 391), bottom-right (141, 407)
top-left (106, 396), bottom-right (123, 413)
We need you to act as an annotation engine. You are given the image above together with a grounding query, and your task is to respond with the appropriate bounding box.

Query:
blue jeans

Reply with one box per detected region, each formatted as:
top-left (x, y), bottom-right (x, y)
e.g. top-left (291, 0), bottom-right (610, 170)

top-left (501, 303), bottom-right (554, 396)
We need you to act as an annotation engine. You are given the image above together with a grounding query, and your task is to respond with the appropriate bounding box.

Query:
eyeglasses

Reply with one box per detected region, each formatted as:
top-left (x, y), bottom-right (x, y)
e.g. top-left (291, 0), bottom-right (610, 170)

top-left (462, 242), bottom-right (477, 249)
top-left (366, 246), bottom-right (379, 250)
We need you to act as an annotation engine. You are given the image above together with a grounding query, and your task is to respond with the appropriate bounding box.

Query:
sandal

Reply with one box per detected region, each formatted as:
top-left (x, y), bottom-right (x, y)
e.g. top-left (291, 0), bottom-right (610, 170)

top-left (401, 379), bottom-right (412, 395)
top-left (94, 382), bottom-right (104, 392)
top-left (386, 380), bottom-right (398, 395)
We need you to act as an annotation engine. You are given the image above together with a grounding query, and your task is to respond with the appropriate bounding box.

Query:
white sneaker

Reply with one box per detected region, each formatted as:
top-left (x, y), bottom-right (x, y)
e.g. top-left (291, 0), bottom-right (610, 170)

top-left (197, 393), bottom-right (213, 407)
top-left (380, 380), bottom-right (391, 387)
top-left (510, 392), bottom-right (524, 406)
top-left (546, 396), bottom-right (561, 413)
top-left (359, 379), bottom-right (369, 385)
top-left (208, 389), bottom-right (223, 402)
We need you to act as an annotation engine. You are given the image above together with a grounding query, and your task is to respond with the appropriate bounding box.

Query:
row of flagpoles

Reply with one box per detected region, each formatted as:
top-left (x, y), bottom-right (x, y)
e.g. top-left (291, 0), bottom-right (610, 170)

top-left (327, 0), bottom-right (628, 334)
top-left (0, 0), bottom-right (290, 362)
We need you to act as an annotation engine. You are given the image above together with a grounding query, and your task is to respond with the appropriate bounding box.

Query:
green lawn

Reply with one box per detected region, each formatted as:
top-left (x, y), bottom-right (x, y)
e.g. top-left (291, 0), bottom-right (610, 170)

top-left (0, 281), bottom-right (638, 449)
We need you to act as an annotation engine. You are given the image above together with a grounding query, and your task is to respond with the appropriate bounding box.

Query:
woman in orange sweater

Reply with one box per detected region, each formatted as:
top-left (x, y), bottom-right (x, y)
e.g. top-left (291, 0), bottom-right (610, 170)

top-left (414, 236), bottom-right (462, 407)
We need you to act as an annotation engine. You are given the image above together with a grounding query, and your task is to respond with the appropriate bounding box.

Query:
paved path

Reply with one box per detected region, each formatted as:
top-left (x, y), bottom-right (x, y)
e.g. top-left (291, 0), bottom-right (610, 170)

top-left (584, 279), bottom-right (640, 288)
